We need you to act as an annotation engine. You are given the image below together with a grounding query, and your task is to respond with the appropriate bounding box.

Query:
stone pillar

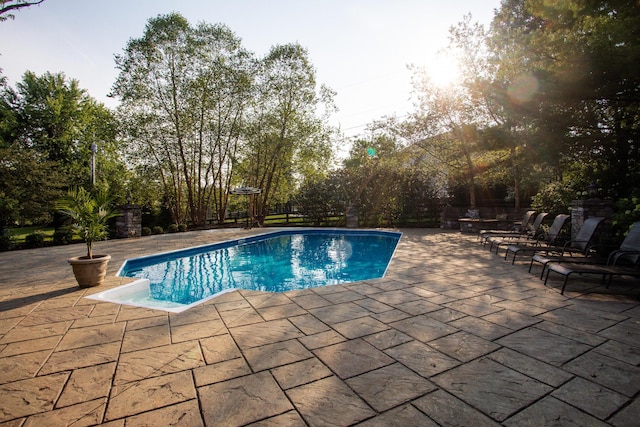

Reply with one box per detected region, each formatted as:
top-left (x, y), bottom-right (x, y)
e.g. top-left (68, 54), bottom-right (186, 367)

top-left (346, 204), bottom-right (359, 228)
top-left (116, 204), bottom-right (142, 238)
top-left (570, 199), bottom-right (614, 242)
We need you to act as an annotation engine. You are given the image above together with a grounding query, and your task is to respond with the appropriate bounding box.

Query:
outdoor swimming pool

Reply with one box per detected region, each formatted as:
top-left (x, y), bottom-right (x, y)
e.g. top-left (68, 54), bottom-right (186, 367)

top-left (87, 229), bottom-right (401, 312)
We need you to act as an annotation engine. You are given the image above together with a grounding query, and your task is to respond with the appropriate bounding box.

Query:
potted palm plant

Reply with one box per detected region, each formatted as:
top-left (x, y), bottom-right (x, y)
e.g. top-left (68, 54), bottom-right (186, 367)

top-left (57, 187), bottom-right (118, 287)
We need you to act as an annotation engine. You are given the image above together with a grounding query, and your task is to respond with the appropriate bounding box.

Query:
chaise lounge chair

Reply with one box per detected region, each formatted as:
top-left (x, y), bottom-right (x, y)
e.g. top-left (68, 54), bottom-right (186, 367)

top-left (528, 216), bottom-right (606, 278)
top-left (479, 210), bottom-right (536, 244)
top-left (504, 214), bottom-right (570, 264)
top-left (543, 221), bottom-right (640, 294)
top-left (487, 212), bottom-right (548, 254)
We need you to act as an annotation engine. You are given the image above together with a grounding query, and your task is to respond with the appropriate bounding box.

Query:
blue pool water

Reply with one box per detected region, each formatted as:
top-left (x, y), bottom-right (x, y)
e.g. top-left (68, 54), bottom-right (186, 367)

top-left (116, 229), bottom-right (401, 308)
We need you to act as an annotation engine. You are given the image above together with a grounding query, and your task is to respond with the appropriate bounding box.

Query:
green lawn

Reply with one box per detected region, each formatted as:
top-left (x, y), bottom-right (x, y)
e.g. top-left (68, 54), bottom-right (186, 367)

top-left (7, 226), bottom-right (55, 242)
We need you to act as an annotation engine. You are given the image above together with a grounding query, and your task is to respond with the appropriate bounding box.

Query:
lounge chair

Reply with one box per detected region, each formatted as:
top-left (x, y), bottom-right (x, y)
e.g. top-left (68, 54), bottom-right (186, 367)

top-left (528, 217), bottom-right (606, 278)
top-left (542, 221), bottom-right (640, 294)
top-left (479, 210), bottom-right (536, 244)
top-left (487, 212), bottom-right (548, 254)
top-left (504, 214), bottom-right (570, 264)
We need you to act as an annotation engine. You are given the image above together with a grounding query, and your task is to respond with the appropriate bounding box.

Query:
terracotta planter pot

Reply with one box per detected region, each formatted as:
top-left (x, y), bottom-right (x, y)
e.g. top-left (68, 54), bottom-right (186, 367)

top-left (68, 254), bottom-right (111, 288)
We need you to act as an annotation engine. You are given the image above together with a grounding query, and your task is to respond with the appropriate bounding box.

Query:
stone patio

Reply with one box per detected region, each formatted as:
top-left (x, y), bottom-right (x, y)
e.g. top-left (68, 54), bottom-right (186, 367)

top-left (0, 228), bottom-right (639, 426)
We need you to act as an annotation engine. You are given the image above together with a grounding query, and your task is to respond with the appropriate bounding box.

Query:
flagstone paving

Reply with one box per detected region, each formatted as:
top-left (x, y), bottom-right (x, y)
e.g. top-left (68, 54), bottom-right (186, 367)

top-left (1, 227), bottom-right (639, 425)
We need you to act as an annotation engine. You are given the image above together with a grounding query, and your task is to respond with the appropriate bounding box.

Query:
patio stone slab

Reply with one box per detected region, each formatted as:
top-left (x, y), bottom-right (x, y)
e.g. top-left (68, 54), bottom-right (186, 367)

top-left (535, 319), bottom-right (608, 346)
top-left (170, 319), bottom-right (226, 343)
top-left (332, 316), bottom-right (389, 339)
top-left (168, 304), bottom-right (220, 326)
top-left (287, 293), bottom-right (332, 309)
top-left (113, 341), bottom-right (205, 385)
top-left (23, 398), bottom-right (105, 427)
top-left (345, 363), bottom-right (436, 411)
top-left (245, 410), bottom-right (306, 426)
top-left (0, 320), bottom-right (71, 345)
top-left (429, 331), bottom-right (500, 362)
top-left (288, 313), bottom-right (330, 335)
top-left (432, 357), bottom-right (553, 421)
top-left (496, 327), bottom-right (592, 366)
top-left (487, 348), bottom-right (573, 387)
top-left (55, 323), bottom-right (125, 352)
top-left (0, 350), bottom-right (51, 383)
top-left (352, 297), bottom-right (394, 313)
top-left (229, 318), bottom-right (303, 349)
top-left (193, 357), bottom-right (251, 387)
top-left (308, 301), bottom-right (372, 324)
top-left (17, 305), bottom-right (93, 327)
top-left (0, 372), bottom-right (69, 422)
top-left (609, 396), bottom-right (640, 427)
top-left (286, 376), bottom-right (375, 425)
top-left (313, 338), bottom-right (394, 379)
top-left (594, 339), bottom-right (640, 366)
top-left (121, 324), bottom-right (171, 353)
top-left (552, 376), bottom-right (629, 419)
top-left (321, 289), bottom-right (365, 304)
top-left (255, 302), bottom-right (308, 321)
top-left (56, 362), bottom-right (116, 407)
top-left (538, 306), bottom-right (620, 333)
top-left (448, 315), bottom-right (512, 340)
top-left (390, 315), bottom-right (458, 343)
top-left (271, 356), bottom-right (333, 389)
top-left (564, 350), bottom-right (640, 397)
top-left (123, 399), bottom-right (203, 427)
top-left (412, 389), bottom-right (500, 427)
top-left (106, 371), bottom-right (196, 421)
top-left (0, 335), bottom-right (60, 357)
top-left (481, 309), bottom-right (541, 330)
top-left (39, 341), bottom-right (121, 375)
top-left (503, 396), bottom-right (609, 426)
top-left (368, 289), bottom-right (422, 305)
top-left (218, 306), bottom-right (264, 327)
top-left (598, 318), bottom-right (640, 348)
top-left (244, 339), bottom-right (312, 372)
top-left (199, 333), bottom-right (242, 364)
top-left (357, 404), bottom-right (439, 427)
top-left (385, 340), bottom-right (460, 377)
top-left (297, 329), bottom-right (346, 350)
top-left (363, 328), bottom-right (413, 350)
top-left (199, 371), bottom-right (293, 426)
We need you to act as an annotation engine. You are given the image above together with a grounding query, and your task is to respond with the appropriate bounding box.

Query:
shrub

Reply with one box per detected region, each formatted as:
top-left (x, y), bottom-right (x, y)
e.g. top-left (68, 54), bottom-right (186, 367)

top-left (530, 181), bottom-right (576, 216)
top-left (178, 223), bottom-right (188, 232)
top-left (152, 226), bottom-right (164, 235)
top-left (53, 227), bottom-right (74, 245)
top-left (141, 226), bottom-right (152, 236)
top-left (25, 232), bottom-right (45, 248)
top-left (0, 233), bottom-right (15, 251)
top-left (167, 224), bottom-right (179, 233)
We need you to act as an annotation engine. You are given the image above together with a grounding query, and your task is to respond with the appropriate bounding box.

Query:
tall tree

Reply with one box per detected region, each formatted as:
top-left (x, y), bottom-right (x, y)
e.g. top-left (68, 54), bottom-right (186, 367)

top-left (113, 13), bottom-right (254, 226)
top-left (488, 0), bottom-right (640, 197)
top-left (0, 71), bottom-right (121, 225)
top-left (241, 43), bottom-right (334, 223)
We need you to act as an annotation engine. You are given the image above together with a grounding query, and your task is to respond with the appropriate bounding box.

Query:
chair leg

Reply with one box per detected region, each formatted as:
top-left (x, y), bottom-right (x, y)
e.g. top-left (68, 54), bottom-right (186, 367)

top-left (560, 274), bottom-right (570, 295)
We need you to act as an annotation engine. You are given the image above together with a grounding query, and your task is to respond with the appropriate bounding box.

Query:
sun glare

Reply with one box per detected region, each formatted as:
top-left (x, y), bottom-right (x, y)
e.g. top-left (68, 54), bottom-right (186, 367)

top-left (428, 54), bottom-right (462, 88)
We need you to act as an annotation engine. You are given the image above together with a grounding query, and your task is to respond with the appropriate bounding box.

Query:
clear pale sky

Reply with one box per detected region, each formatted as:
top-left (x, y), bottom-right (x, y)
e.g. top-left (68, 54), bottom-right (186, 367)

top-left (0, 0), bottom-right (501, 139)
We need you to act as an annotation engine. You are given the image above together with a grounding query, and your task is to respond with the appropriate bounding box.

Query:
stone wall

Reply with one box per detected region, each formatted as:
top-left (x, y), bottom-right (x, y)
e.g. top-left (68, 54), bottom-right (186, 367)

top-left (115, 204), bottom-right (142, 238)
top-left (569, 199), bottom-right (614, 242)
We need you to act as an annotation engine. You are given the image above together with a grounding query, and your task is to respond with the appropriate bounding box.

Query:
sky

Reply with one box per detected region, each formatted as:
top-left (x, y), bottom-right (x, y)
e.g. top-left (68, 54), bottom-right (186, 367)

top-left (0, 0), bottom-right (501, 141)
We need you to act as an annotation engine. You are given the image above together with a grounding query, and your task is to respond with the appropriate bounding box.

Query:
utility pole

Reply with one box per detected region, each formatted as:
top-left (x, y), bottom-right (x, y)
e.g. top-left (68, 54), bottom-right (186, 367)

top-left (90, 142), bottom-right (97, 186)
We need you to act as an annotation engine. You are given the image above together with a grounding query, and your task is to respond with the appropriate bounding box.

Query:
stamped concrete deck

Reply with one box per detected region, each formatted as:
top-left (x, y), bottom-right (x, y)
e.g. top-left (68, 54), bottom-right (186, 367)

top-left (0, 228), bottom-right (639, 426)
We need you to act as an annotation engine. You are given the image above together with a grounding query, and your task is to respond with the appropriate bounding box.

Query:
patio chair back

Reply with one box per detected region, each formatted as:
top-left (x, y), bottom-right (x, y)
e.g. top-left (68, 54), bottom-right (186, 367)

top-left (543, 214), bottom-right (570, 244)
top-left (519, 210), bottom-right (536, 232)
top-left (570, 216), bottom-right (605, 254)
top-left (618, 221), bottom-right (640, 264)
top-left (528, 212), bottom-right (549, 238)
